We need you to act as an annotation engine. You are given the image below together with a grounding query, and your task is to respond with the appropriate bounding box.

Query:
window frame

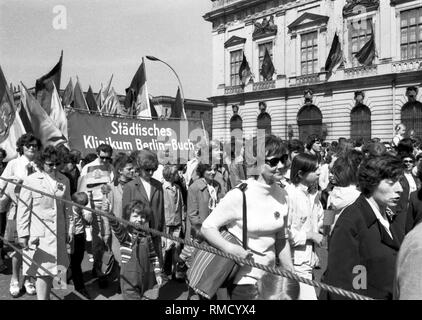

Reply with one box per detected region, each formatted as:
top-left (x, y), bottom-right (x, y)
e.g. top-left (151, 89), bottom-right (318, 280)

top-left (229, 48), bottom-right (244, 86)
top-left (257, 41), bottom-right (274, 82)
top-left (399, 6), bottom-right (422, 60)
top-left (300, 31), bottom-right (318, 75)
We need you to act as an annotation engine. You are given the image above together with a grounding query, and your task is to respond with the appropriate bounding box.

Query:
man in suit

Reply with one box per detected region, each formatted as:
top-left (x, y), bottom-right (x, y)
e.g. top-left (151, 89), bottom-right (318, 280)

top-left (122, 149), bottom-right (164, 265)
top-left (393, 153), bottom-right (418, 243)
top-left (322, 155), bottom-right (404, 300)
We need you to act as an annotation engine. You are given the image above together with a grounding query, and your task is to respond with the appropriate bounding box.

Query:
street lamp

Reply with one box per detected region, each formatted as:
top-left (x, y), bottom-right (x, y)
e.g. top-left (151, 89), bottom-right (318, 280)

top-left (145, 55), bottom-right (186, 119)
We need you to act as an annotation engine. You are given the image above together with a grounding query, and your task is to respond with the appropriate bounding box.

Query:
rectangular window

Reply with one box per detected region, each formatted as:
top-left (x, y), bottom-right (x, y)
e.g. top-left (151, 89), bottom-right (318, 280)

top-left (400, 7), bottom-right (422, 60)
top-left (349, 18), bottom-right (373, 67)
top-left (300, 31), bottom-right (318, 75)
top-left (230, 49), bottom-right (243, 86)
top-left (258, 42), bottom-right (273, 81)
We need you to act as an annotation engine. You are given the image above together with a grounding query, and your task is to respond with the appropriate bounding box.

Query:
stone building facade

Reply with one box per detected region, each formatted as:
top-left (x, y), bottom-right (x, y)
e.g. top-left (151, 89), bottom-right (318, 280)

top-left (204, 0), bottom-right (422, 143)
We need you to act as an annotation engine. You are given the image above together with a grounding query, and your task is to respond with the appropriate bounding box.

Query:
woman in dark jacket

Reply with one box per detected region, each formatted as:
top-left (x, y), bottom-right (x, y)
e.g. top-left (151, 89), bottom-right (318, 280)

top-left (322, 155), bottom-right (404, 300)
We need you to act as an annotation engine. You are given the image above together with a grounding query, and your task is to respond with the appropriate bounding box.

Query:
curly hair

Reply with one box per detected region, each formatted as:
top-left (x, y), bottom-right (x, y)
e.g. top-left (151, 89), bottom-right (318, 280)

top-left (358, 155), bottom-right (404, 197)
top-left (122, 200), bottom-right (152, 222)
top-left (16, 133), bottom-right (42, 156)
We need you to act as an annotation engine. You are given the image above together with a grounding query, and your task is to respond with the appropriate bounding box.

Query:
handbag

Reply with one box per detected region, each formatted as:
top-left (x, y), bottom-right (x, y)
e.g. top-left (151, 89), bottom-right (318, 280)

top-left (187, 183), bottom-right (248, 299)
top-left (99, 247), bottom-right (115, 277)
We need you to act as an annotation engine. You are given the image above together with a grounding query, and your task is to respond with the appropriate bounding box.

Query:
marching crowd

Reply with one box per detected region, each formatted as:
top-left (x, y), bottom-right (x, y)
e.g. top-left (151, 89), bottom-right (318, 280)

top-left (0, 125), bottom-right (422, 300)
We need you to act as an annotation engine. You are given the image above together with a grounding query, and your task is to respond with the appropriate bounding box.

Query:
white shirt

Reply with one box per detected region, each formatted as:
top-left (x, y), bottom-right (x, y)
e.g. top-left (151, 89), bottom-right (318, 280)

top-left (140, 177), bottom-right (152, 201)
top-left (365, 197), bottom-right (393, 239)
top-left (202, 179), bottom-right (289, 285)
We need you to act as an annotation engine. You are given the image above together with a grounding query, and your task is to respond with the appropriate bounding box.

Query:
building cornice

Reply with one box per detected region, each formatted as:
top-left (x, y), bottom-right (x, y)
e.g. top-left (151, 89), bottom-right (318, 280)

top-left (207, 70), bottom-right (422, 105)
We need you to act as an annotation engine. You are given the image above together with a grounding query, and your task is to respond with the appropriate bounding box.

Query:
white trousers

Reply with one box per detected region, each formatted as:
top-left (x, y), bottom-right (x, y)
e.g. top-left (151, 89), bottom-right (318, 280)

top-left (294, 264), bottom-right (317, 300)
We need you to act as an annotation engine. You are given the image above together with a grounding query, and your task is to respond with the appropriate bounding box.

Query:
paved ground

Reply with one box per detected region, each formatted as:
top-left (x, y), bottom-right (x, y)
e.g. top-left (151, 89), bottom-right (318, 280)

top-left (0, 246), bottom-right (328, 300)
top-left (0, 248), bottom-right (189, 300)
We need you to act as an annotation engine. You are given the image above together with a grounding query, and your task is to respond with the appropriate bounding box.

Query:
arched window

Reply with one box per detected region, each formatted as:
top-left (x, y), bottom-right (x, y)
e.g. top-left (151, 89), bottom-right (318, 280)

top-left (401, 100), bottom-right (422, 139)
top-left (350, 104), bottom-right (371, 142)
top-left (230, 114), bottom-right (243, 137)
top-left (297, 104), bottom-right (322, 142)
top-left (257, 112), bottom-right (272, 136)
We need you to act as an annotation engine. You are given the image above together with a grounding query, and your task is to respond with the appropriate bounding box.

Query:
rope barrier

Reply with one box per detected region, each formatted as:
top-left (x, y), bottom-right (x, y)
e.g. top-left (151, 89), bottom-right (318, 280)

top-left (0, 176), bottom-right (373, 300)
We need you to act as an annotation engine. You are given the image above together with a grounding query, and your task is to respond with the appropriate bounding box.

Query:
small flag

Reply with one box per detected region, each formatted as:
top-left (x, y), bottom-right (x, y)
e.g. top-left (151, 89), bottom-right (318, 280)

top-left (103, 88), bottom-right (122, 115)
top-left (0, 66), bottom-right (26, 161)
top-left (125, 58), bottom-right (153, 119)
top-left (355, 25), bottom-right (376, 66)
top-left (35, 51), bottom-right (63, 115)
top-left (62, 78), bottom-right (74, 107)
top-left (260, 48), bottom-right (275, 81)
top-left (50, 83), bottom-right (68, 139)
top-left (239, 53), bottom-right (252, 86)
top-left (86, 85), bottom-right (98, 113)
top-left (21, 83), bottom-right (66, 147)
top-left (73, 78), bottom-right (89, 111)
top-left (325, 32), bottom-right (344, 74)
top-left (172, 87), bottom-right (187, 120)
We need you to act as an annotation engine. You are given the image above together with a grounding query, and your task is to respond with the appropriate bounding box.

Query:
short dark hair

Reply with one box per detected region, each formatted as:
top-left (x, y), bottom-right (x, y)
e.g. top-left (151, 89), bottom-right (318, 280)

top-left (305, 134), bottom-right (320, 150)
top-left (358, 155), bottom-right (404, 197)
top-left (113, 153), bottom-right (135, 185)
top-left (331, 154), bottom-right (360, 187)
top-left (62, 153), bottom-right (78, 165)
top-left (72, 192), bottom-right (89, 206)
top-left (35, 146), bottom-right (60, 169)
top-left (265, 135), bottom-right (287, 158)
top-left (16, 133), bottom-right (42, 156)
top-left (96, 143), bottom-right (113, 156)
top-left (123, 200), bottom-right (152, 222)
top-left (362, 142), bottom-right (386, 157)
top-left (406, 86), bottom-right (418, 95)
top-left (136, 149), bottom-right (158, 171)
top-left (290, 153), bottom-right (318, 185)
top-left (397, 138), bottom-right (414, 155)
top-left (82, 153), bottom-right (98, 167)
top-left (196, 162), bottom-right (212, 178)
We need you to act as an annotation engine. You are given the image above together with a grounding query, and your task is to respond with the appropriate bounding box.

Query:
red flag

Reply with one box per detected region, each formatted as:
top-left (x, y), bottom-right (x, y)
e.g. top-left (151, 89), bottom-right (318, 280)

top-left (62, 78), bottom-right (74, 107)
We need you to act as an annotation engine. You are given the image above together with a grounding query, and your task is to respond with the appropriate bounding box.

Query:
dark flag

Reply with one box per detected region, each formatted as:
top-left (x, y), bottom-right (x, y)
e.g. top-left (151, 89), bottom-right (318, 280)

top-left (260, 48), bottom-right (275, 81)
top-left (355, 26), bottom-right (376, 66)
top-left (35, 50), bottom-right (63, 115)
top-left (73, 78), bottom-right (89, 111)
top-left (62, 78), bottom-right (74, 107)
top-left (124, 58), bottom-right (153, 118)
top-left (171, 87), bottom-right (187, 119)
top-left (239, 53), bottom-right (252, 87)
top-left (325, 32), bottom-right (344, 73)
top-left (85, 85), bottom-right (98, 112)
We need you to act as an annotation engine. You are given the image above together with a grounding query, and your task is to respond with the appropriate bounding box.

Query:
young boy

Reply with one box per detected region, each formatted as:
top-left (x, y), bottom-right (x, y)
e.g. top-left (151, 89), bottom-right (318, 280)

top-left (102, 199), bottom-right (162, 300)
top-left (70, 192), bottom-right (92, 299)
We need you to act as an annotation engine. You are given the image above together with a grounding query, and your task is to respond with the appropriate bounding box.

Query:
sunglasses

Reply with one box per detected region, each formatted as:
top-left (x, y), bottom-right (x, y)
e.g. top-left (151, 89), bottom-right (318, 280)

top-left (403, 160), bottom-right (414, 164)
top-left (25, 143), bottom-right (38, 149)
top-left (44, 162), bottom-right (60, 167)
top-left (265, 154), bottom-right (289, 167)
top-left (99, 156), bottom-right (112, 161)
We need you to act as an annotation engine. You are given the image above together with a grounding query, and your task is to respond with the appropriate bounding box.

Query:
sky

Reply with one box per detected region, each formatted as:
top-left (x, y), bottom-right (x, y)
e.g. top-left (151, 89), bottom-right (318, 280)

top-left (0, 0), bottom-right (212, 100)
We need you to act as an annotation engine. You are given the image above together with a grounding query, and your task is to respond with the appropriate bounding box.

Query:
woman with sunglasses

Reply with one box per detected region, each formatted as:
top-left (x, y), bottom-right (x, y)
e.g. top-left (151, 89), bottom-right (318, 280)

top-left (0, 133), bottom-right (41, 297)
top-left (16, 146), bottom-right (73, 300)
top-left (287, 153), bottom-right (324, 300)
top-left (201, 135), bottom-right (294, 300)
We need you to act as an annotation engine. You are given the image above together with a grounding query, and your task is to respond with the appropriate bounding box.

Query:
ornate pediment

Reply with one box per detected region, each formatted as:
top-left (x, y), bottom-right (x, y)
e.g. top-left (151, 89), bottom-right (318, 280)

top-left (287, 13), bottom-right (329, 32)
top-left (252, 15), bottom-right (277, 40)
top-left (224, 36), bottom-right (247, 48)
top-left (343, 0), bottom-right (380, 18)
